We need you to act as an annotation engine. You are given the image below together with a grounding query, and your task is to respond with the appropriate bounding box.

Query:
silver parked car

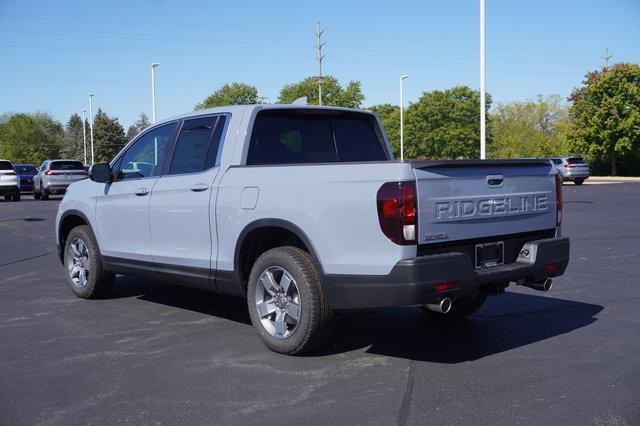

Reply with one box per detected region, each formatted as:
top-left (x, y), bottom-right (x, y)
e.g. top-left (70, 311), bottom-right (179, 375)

top-left (34, 160), bottom-right (87, 200)
top-left (0, 159), bottom-right (20, 201)
top-left (550, 156), bottom-right (590, 185)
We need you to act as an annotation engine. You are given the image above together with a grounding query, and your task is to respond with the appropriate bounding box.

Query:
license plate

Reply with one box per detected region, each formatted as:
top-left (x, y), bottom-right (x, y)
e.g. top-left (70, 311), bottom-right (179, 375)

top-left (475, 241), bottom-right (504, 269)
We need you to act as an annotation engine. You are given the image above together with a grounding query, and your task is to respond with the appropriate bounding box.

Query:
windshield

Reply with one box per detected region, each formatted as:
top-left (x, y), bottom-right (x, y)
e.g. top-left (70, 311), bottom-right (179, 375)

top-left (50, 161), bottom-right (84, 171)
top-left (14, 165), bottom-right (37, 175)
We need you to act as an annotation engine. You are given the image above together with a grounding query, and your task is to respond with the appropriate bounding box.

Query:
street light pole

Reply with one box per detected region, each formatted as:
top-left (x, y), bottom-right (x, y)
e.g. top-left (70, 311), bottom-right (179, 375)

top-left (400, 75), bottom-right (410, 161)
top-left (151, 63), bottom-right (159, 124)
top-left (81, 109), bottom-right (87, 166)
top-left (150, 63), bottom-right (160, 166)
top-left (88, 93), bottom-right (95, 165)
top-left (480, 0), bottom-right (486, 159)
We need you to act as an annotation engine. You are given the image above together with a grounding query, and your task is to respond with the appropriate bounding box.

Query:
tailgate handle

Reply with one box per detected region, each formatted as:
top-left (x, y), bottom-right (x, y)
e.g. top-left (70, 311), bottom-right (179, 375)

top-left (486, 174), bottom-right (503, 187)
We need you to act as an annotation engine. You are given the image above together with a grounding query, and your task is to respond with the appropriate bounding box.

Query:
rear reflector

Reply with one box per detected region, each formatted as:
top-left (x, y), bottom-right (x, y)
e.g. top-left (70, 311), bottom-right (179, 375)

top-left (544, 263), bottom-right (558, 273)
top-left (435, 282), bottom-right (457, 292)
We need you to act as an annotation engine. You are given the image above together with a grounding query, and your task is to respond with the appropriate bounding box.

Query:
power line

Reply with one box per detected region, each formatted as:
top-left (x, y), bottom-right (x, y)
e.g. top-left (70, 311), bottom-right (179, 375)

top-left (315, 21), bottom-right (326, 106)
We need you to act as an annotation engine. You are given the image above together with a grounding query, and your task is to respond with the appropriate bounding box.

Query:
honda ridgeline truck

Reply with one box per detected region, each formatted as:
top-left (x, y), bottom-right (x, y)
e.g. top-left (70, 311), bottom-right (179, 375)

top-left (56, 105), bottom-right (570, 354)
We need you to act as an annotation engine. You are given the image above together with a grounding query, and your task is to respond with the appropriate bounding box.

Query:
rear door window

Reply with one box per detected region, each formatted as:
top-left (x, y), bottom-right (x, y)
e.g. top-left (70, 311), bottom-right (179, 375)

top-left (0, 161), bottom-right (13, 170)
top-left (168, 115), bottom-right (226, 175)
top-left (246, 109), bottom-right (388, 165)
top-left (51, 161), bottom-right (84, 171)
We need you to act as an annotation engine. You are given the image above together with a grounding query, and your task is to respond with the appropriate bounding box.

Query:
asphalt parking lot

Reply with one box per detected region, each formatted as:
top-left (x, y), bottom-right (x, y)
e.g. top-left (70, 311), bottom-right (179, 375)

top-left (1, 182), bottom-right (639, 425)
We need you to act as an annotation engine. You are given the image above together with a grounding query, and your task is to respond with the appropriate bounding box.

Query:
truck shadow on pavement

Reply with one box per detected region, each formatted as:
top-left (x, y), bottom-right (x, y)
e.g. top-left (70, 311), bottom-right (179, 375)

top-left (109, 277), bottom-right (602, 363)
top-left (325, 292), bottom-right (604, 363)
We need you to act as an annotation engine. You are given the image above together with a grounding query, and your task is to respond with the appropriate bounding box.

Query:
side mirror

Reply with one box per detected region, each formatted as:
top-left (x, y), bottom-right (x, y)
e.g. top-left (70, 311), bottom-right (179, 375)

top-left (89, 163), bottom-right (112, 183)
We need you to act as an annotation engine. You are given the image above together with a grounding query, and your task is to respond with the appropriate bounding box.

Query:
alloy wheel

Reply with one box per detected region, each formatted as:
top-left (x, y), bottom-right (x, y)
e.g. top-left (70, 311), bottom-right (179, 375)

top-left (67, 238), bottom-right (91, 288)
top-left (254, 266), bottom-right (301, 339)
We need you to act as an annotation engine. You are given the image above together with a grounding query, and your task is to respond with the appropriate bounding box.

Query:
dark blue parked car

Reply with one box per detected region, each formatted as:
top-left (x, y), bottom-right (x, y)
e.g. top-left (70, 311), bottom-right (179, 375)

top-left (13, 164), bottom-right (38, 192)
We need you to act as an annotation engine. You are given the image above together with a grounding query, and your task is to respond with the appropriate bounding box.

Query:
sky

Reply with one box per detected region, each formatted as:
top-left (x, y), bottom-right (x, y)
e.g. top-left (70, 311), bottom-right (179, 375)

top-left (1, 0), bottom-right (639, 128)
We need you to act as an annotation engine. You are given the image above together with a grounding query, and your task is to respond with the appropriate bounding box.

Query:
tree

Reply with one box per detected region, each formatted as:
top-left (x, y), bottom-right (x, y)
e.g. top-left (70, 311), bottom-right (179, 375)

top-left (489, 95), bottom-right (571, 159)
top-left (0, 112), bottom-right (63, 164)
top-left (62, 113), bottom-right (86, 161)
top-left (404, 86), bottom-right (491, 159)
top-left (568, 63), bottom-right (640, 175)
top-left (368, 104), bottom-right (400, 157)
top-left (195, 82), bottom-right (259, 109)
top-left (278, 76), bottom-right (365, 108)
top-left (126, 112), bottom-right (150, 140)
top-left (93, 109), bottom-right (126, 162)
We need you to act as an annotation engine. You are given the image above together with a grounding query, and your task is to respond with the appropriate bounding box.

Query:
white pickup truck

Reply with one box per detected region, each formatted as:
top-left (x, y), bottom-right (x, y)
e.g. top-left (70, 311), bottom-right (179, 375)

top-left (56, 105), bottom-right (570, 354)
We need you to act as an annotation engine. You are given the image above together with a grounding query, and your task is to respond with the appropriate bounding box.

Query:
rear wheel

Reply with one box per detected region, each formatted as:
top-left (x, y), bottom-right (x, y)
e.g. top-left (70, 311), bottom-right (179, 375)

top-left (12, 192), bottom-right (20, 201)
top-left (64, 225), bottom-right (114, 299)
top-left (247, 246), bottom-right (334, 355)
top-left (422, 291), bottom-right (488, 320)
top-left (574, 178), bottom-right (584, 185)
top-left (33, 186), bottom-right (41, 199)
top-left (3, 195), bottom-right (9, 201)
top-left (41, 185), bottom-right (49, 200)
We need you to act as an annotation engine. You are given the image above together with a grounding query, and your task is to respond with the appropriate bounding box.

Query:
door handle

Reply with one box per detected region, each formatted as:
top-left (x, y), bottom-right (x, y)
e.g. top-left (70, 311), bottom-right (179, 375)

top-left (135, 187), bottom-right (149, 196)
top-left (190, 183), bottom-right (209, 192)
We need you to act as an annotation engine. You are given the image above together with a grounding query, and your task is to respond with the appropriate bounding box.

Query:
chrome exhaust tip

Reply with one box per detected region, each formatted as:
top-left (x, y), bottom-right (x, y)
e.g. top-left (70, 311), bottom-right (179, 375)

top-left (521, 278), bottom-right (553, 292)
top-left (425, 297), bottom-right (453, 314)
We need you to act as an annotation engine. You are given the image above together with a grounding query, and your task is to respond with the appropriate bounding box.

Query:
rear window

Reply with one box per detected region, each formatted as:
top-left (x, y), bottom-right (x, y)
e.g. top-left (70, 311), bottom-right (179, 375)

top-left (246, 109), bottom-right (388, 165)
top-left (51, 161), bottom-right (84, 171)
top-left (0, 161), bottom-right (13, 170)
top-left (14, 165), bottom-right (37, 175)
top-left (567, 157), bottom-right (586, 165)
top-left (551, 159), bottom-right (562, 165)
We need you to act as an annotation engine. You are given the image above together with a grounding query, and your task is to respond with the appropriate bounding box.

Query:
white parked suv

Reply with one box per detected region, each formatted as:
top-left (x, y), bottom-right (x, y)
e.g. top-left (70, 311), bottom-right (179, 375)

top-left (56, 105), bottom-right (570, 354)
top-left (0, 160), bottom-right (20, 201)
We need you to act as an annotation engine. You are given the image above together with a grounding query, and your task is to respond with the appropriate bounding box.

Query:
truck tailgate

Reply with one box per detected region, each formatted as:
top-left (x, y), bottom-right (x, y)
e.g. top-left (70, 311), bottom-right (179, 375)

top-left (412, 160), bottom-right (557, 245)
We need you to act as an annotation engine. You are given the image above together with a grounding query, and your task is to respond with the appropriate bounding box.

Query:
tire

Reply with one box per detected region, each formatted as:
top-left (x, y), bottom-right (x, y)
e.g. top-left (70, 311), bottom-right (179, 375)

top-left (63, 225), bottom-right (115, 299)
top-left (247, 246), bottom-right (334, 355)
top-left (574, 178), bottom-right (584, 185)
top-left (3, 195), bottom-right (9, 201)
top-left (422, 291), bottom-right (488, 320)
top-left (41, 186), bottom-right (49, 200)
top-left (12, 192), bottom-right (20, 202)
top-left (33, 187), bottom-right (41, 200)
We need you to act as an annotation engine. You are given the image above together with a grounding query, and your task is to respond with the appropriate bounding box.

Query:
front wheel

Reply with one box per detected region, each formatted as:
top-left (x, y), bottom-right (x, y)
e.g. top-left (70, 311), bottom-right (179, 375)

top-left (422, 291), bottom-right (488, 320)
top-left (247, 247), bottom-right (334, 355)
top-left (63, 225), bottom-right (114, 299)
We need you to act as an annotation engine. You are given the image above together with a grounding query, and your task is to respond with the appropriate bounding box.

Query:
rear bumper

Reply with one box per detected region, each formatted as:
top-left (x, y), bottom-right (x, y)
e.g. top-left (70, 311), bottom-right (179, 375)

top-left (44, 183), bottom-right (70, 194)
top-left (563, 171), bottom-right (590, 180)
top-left (323, 237), bottom-right (570, 310)
top-left (19, 181), bottom-right (34, 191)
top-left (0, 185), bottom-right (20, 195)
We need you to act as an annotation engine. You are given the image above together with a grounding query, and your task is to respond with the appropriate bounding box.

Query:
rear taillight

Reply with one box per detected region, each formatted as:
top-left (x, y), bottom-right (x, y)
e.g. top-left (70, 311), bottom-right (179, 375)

top-left (6, 171), bottom-right (17, 175)
top-left (376, 181), bottom-right (417, 245)
top-left (555, 173), bottom-right (563, 227)
top-left (45, 170), bottom-right (57, 175)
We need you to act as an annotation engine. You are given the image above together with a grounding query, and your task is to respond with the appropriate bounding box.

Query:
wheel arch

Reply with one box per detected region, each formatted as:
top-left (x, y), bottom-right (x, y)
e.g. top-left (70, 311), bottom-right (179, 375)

top-left (231, 219), bottom-right (325, 294)
top-left (57, 209), bottom-right (95, 264)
